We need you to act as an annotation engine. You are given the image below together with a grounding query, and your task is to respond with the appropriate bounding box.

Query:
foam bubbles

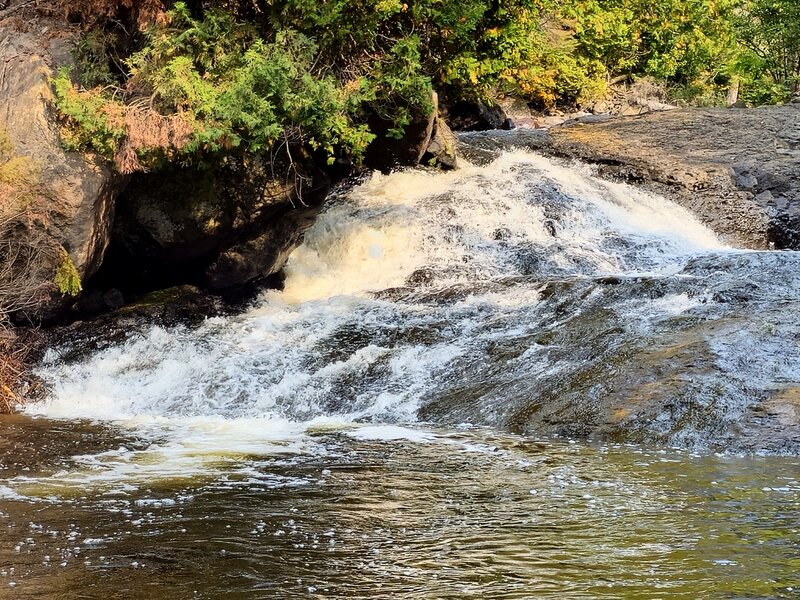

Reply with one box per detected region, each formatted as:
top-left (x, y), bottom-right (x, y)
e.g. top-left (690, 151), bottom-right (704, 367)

top-left (28, 150), bottom-right (730, 484)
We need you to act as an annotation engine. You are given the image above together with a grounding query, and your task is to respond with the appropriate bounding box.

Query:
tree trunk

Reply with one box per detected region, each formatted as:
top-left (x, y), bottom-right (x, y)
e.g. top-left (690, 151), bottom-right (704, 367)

top-left (727, 78), bottom-right (740, 106)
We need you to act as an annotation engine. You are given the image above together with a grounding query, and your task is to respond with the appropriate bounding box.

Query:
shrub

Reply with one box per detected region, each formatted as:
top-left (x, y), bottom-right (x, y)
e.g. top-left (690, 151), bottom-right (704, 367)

top-left (53, 0), bottom-right (592, 169)
top-left (567, 0), bottom-right (736, 86)
top-left (0, 128), bottom-right (65, 321)
top-left (53, 4), bottom-right (375, 172)
top-left (53, 248), bottom-right (83, 297)
top-left (52, 0), bottom-right (800, 168)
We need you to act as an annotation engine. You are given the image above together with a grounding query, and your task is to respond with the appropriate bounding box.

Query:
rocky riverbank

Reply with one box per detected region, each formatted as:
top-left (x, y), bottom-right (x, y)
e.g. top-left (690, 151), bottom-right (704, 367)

top-left (0, 9), bottom-right (457, 326)
top-left (523, 104), bottom-right (800, 250)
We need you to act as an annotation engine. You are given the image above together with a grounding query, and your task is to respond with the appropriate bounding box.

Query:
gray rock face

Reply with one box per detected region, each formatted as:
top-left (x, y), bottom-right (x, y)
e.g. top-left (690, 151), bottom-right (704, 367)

top-left (522, 105), bottom-right (800, 249)
top-left (363, 91), bottom-right (439, 173)
top-left (362, 91), bottom-right (464, 172)
top-left (0, 22), bottom-right (124, 290)
top-left (204, 204), bottom-right (322, 290)
top-left (422, 116), bottom-right (458, 169)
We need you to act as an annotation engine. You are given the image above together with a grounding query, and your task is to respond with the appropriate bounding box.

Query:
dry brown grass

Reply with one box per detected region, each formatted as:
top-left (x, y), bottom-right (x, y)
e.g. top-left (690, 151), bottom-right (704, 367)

top-left (0, 212), bottom-right (50, 412)
top-left (0, 128), bottom-right (57, 410)
top-left (58, 0), bottom-right (165, 28)
top-left (113, 105), bottom-right (196, 173)
top-left (0, 129), bottom-right (56, 318)
top-left (0, 211), bottom-right (56, 317)
top-left (0, 332), bottom-right (43, 413)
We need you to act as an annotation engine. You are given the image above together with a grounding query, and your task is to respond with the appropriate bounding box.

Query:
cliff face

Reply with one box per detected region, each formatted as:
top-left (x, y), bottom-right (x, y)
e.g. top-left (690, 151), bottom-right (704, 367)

top-left (0, 18), bottom-right (124, 315)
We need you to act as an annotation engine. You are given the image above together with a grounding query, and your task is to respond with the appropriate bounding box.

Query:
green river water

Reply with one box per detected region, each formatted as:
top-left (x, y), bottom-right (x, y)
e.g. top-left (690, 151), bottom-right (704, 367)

top-left (6, 147), bottom-right (800, 598)
top-left (1, 415), bottom-right (799, 599)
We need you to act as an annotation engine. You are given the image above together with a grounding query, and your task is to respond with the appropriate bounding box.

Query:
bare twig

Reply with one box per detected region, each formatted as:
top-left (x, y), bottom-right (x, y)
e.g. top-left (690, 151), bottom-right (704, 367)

top-left (0, 0), bottom-right (37, 20)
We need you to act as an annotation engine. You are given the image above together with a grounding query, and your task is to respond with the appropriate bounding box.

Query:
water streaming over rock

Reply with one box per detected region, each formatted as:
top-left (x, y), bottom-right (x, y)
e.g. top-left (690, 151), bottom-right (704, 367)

top-left (30, 147), bottom-right (800, 452)
top-left (2, 142), bottom-right (800, 598)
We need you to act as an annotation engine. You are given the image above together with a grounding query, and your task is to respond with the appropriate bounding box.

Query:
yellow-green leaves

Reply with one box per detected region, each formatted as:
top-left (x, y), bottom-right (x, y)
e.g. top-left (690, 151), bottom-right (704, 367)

top-left (54, 248), bottom-right (82, 297)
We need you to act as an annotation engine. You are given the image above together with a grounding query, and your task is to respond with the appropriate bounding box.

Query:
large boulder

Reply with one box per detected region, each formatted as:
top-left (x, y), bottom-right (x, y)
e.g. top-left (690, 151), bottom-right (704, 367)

top-left (363, 92), bottom-right (439, 172)
top-left (444, 99), bottom-right (513, 132)
top-left (363, 91), bottom-right (463, 172)
top-left (0, 17), bottom-right (125, 316)
top-left (93, 150), bottom-right (331, 294)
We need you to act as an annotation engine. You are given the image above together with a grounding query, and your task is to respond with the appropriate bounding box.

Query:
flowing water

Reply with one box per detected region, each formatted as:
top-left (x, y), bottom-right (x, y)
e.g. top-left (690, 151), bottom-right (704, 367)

top-left (2, 141), bottom-right (800, 598)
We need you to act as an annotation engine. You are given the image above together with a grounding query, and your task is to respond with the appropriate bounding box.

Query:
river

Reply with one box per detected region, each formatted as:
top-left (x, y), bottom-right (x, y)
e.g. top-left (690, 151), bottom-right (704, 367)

top-left (1, 141), bottom-right (799, 598)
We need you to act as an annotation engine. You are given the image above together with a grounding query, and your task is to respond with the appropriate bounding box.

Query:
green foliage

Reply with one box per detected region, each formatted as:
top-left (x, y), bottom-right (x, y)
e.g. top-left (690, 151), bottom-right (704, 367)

top-left (54, 248), bottom-right (82, 297)
top-left (52, 68), bottom-right (125, 158)
top-left (567, 0), bottom-right (800, 106)
top-left (72, 30), bottom-right (116, 89)
top-left (126, 7), bottom-right (372, 156)
top-left (54, 4), bottom-right (376, 170)
top-left (668, 81), bottom-right (728, 107)
top-left (730, 0), bottom-right (800, 103)
top-left (52, 0), bottom-right (800, 172)
top-left (567, 0), bottom-right (736, 83)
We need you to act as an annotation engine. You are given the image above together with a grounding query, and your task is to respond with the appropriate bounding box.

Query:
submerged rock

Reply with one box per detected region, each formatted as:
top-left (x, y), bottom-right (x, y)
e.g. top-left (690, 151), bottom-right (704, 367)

top-left (418, 252), bottom-right (800, 454)
top-left (43, 284), bottom-right (230, 365)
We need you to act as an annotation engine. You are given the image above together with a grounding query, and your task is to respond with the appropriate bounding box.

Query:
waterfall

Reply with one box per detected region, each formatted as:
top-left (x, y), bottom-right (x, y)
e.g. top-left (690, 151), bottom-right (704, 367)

top-left (30, 151), bottom-right (728, 433)
top-left (6, 143), bottom-right (800, 600)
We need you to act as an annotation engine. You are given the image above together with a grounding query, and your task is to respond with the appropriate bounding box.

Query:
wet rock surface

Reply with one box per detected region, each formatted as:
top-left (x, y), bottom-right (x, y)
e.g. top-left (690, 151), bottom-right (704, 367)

top-left (418, 252), bottom-right (800, 454)
top-left (509, 105), bottom-right (800, 250)
top-left (37, 148), bottom-right (800, 454)
top-left (422, 116), bottom-right (459, 169)
top-left (41, 284), bottom-right (233, 367)
top-left (92, 152), bottom-right (331, 295)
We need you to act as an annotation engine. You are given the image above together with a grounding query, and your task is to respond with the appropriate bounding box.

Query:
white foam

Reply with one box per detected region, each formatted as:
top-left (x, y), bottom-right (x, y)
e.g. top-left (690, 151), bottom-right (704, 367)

top-left (25, 150), bottom-right (731, 490)
top-left (346, 425), bottom-right (438, 442)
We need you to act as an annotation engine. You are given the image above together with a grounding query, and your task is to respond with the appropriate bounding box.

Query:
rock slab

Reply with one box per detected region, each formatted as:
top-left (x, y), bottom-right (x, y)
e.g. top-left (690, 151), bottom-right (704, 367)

top-left (530, 105), bottom-right (800, 249)
top-left (0, 21), bottom-right (124, 290)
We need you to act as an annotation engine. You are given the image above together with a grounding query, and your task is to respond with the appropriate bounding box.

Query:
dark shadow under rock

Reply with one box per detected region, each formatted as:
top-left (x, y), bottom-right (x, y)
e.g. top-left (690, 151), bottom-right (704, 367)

top-left (89, 149), bottom-right (331, 297)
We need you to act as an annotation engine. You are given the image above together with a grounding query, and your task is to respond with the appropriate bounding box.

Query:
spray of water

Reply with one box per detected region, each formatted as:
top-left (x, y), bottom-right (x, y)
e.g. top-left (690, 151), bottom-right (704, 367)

top-left (24, 150), bottom-right (731, 486)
